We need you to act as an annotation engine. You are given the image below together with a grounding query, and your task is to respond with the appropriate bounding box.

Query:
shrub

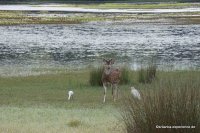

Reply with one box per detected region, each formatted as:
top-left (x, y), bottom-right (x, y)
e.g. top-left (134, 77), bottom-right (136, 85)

top-left (121, 76), bottom-right (200, 133)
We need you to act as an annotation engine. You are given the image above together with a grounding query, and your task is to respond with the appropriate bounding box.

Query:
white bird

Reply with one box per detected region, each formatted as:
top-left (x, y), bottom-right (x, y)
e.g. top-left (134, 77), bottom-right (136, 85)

top-left (131, 87), bottom-right (141, 100)
top-left (68, 90), bottom-right (74, 100)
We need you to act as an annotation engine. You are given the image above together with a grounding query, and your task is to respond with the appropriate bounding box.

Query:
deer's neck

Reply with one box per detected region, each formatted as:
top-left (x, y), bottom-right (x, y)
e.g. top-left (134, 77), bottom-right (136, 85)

top-left (103, 68), bottom-right (113, 75)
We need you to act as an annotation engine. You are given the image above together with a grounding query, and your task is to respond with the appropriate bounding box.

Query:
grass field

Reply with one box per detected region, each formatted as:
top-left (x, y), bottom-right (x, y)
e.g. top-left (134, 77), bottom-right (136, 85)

top-left (0, 69), bottom-right (200, 132)
top-left (0, 70), bottom-right (127, 133)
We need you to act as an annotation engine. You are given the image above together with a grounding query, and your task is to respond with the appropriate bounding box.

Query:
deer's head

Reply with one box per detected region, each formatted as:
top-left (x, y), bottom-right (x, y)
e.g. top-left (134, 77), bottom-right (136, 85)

top-left (103, 58), bottom-right (115, 75)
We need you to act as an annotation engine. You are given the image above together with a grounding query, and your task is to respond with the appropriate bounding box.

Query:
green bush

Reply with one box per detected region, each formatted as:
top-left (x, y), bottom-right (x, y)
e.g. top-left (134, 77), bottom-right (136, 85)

top-left (121, 76), bottom-right (200, 133)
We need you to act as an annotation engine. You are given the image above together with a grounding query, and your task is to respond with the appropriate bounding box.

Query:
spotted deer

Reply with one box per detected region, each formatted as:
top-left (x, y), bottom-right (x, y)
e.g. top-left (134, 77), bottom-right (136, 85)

top-left (102, 59), bottom-right (121, 103)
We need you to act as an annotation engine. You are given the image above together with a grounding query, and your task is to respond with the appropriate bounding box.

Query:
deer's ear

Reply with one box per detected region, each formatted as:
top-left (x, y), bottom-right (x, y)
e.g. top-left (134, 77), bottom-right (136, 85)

top-left (103, 58), bottom-right (108, 64)
top-left (110, 59), bottom-right (115, 64)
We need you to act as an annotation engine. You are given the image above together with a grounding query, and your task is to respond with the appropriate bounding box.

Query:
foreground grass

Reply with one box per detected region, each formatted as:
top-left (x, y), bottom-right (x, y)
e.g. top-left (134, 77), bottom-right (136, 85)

top-left (0, 106), bottom-right (123, 133)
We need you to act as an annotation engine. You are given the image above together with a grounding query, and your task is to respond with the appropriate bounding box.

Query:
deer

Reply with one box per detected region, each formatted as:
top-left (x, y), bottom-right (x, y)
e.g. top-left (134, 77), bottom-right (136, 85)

top-left (102, 58), bottom-right (121, 103)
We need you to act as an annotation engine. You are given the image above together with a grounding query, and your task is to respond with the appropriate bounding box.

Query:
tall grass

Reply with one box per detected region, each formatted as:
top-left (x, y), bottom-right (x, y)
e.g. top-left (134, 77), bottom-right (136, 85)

top-left (121, 73), bottom-right (200, 133)
top-left (89, 66), bottom-right (131, 86)
top-left (89, 67), bottom-right (104, 86)
top-left (138, 64), bottom-right (157, 84)
top-left (120, 66), bottom-right (131, 85)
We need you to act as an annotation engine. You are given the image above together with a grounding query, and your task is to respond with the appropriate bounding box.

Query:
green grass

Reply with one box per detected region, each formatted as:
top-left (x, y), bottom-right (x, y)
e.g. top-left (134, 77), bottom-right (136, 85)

top-left (0, 69), bottom-right (200, 132)
top-left (0, 70), bottom-right (132, 108)
top-left (0, 106), bottom-right (123, 133)
top-left (1, 69), bottom-right (200, 107)
top-left (0, 70), bottom-right (125, 132)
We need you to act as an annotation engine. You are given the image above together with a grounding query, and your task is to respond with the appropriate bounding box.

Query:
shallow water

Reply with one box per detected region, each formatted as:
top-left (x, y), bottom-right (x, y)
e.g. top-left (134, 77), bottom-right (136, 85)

top-left (0, 22), bottom-right (200, 76)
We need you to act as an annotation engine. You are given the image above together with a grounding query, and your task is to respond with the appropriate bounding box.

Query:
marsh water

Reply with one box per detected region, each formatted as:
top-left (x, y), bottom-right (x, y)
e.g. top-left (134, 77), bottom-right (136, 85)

top-left (0, 22), bottom-right (200, 76)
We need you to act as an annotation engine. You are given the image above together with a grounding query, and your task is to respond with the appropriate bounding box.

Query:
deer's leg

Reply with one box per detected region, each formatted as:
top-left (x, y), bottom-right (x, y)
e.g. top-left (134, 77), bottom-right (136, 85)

top-left (103, 83), bottom-right (107, 103)
top-left (113, 84), bottom-right (117, 102)
top-left (111, 84), bottom-right (114, 100)
top-left (113, 84), bottom-right (119, 102)
top-left (116, 84), bottom-right (119, 100)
